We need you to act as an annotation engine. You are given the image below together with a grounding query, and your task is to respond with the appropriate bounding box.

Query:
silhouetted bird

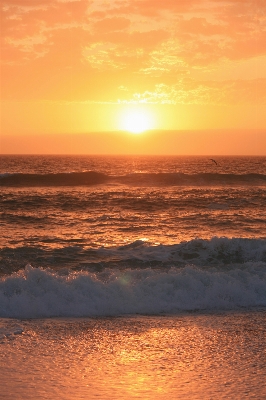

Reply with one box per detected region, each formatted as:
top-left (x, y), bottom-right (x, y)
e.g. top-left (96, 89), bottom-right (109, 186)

top-left (210, 158), bottom-right (218, 165)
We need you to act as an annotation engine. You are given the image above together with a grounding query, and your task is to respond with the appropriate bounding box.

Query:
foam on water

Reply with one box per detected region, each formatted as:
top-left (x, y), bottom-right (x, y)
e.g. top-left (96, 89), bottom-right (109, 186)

top-left (1, 237), bottom-right (266, 275)
top-left (98, 237), bottom-right (266, 265)
top-left (1, 261), bottom-right (266, 318)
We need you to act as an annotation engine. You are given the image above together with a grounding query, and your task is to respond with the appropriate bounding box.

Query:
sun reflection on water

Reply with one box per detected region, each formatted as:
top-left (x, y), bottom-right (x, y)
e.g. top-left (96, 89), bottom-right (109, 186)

top-left (1, 314), bottom-right (266, 399)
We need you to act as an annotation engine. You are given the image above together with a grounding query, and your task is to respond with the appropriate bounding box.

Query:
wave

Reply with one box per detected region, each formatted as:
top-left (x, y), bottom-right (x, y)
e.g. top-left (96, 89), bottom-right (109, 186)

top-left (1, 238), bottom-right (266, 275)
top-left (109, 237), bottom-right (266, 265)
top-left (1, 238), bottom-right (266, 318)
top-left (0, 263), bottom-right (265, 318)
top-left (0, 171), bottom-right (108, 186)
top-left (1, 171), bottom-right (266, 187)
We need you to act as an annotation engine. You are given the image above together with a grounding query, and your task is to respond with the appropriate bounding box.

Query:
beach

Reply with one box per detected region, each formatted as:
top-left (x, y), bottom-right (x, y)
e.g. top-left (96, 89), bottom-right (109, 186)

top-left (1, 311), bottom-right (266, 399)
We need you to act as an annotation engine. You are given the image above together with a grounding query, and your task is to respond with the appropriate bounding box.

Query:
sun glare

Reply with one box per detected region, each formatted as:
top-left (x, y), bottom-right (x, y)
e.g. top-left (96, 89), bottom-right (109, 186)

top-left (120, 108), bottom-right (155, 133)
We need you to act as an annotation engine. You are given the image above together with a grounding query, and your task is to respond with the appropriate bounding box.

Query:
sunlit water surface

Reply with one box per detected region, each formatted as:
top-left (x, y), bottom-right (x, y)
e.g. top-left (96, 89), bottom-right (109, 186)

top-left (1, 311), bottom-right (266, 399)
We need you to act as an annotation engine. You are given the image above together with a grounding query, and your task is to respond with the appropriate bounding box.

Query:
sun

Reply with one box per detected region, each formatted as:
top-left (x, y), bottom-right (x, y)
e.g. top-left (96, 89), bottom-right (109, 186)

top-left (119, 108), bottom-right (155, 134)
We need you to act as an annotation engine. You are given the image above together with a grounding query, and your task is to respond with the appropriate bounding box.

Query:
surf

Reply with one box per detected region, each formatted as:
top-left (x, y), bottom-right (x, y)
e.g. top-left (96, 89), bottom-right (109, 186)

top-left (1, 262), bottom-right (266, 318)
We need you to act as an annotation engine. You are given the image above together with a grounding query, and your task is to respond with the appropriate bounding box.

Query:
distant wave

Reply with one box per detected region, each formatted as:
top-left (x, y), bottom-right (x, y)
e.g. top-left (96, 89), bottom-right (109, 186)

top-left (1, 171), bottom-right (266, 187)
top-left (1, 238), bottom-right (266, 318)
top-left (0, 171), bottom-right (108, 186)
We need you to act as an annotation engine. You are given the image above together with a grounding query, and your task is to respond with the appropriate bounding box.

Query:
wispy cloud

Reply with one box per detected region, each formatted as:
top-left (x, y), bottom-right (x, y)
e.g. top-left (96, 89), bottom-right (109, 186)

top-left (1, 0), bottom-right (266, 104)
top-left (115, 78), bottom-right (266, 105)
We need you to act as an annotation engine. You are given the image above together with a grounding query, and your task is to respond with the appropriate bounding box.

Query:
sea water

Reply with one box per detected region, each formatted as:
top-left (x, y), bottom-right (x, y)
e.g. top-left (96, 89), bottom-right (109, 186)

top-left (0, 155), bottom-right (266, 398)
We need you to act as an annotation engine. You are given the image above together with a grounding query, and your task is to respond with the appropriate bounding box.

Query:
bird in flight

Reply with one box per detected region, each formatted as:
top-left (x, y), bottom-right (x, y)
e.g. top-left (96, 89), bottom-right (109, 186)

top-left (210, 158), bottom-right (218, 165)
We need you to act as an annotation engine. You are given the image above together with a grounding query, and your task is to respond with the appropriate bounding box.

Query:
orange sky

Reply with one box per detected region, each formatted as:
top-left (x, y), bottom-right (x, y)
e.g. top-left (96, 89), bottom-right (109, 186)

top-left (1, 0), bottom-right (266, 154)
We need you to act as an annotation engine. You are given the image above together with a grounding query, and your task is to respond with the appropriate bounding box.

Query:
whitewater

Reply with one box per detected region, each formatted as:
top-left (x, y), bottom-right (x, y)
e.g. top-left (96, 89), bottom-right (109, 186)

top-left (0, 237), bottom-right (266, 318)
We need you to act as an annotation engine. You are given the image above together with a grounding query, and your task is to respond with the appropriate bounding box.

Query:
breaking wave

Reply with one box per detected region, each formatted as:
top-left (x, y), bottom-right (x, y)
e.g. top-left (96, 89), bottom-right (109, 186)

top-left (1, 237), bottom-right (266, 274)
top-left (1, 237), bottom-right (266, 318)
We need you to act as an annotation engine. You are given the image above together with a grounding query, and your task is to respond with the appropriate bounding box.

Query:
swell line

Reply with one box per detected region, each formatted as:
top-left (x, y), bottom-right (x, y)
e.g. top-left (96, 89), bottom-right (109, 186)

top-left (0, 171), bottom-right (266, 187)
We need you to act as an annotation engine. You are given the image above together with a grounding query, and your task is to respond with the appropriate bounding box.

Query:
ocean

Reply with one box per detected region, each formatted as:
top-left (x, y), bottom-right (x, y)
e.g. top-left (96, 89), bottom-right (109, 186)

top-left (1, 154), bottom-right (266, 399)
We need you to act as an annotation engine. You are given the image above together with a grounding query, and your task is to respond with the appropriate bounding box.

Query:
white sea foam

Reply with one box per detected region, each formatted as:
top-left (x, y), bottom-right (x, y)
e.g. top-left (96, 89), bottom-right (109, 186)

top-left (0, 263), bottom-right (266, 318)
top-left (97, 237), bottom-right (266, 265)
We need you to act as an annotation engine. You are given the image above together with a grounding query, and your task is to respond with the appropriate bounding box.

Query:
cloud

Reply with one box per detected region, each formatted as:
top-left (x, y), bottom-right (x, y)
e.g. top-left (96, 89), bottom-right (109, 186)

top-left (116, 78), bottom-right (266, 106)
top-left (2, 0), bottom-right (265, 66)
top-left (94, 17), bottom-right (131, 32)
top-left (1, 0), bottom-right (266, 104)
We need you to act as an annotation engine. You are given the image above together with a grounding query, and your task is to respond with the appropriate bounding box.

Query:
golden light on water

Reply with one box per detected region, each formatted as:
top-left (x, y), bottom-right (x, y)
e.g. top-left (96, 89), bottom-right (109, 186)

top-left (2, 314), bottom-right (266, 399)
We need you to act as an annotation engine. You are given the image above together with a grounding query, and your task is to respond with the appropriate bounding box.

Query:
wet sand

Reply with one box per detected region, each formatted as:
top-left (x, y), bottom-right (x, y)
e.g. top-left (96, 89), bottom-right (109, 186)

top-left (1, 310), bottom-right (266, 399)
